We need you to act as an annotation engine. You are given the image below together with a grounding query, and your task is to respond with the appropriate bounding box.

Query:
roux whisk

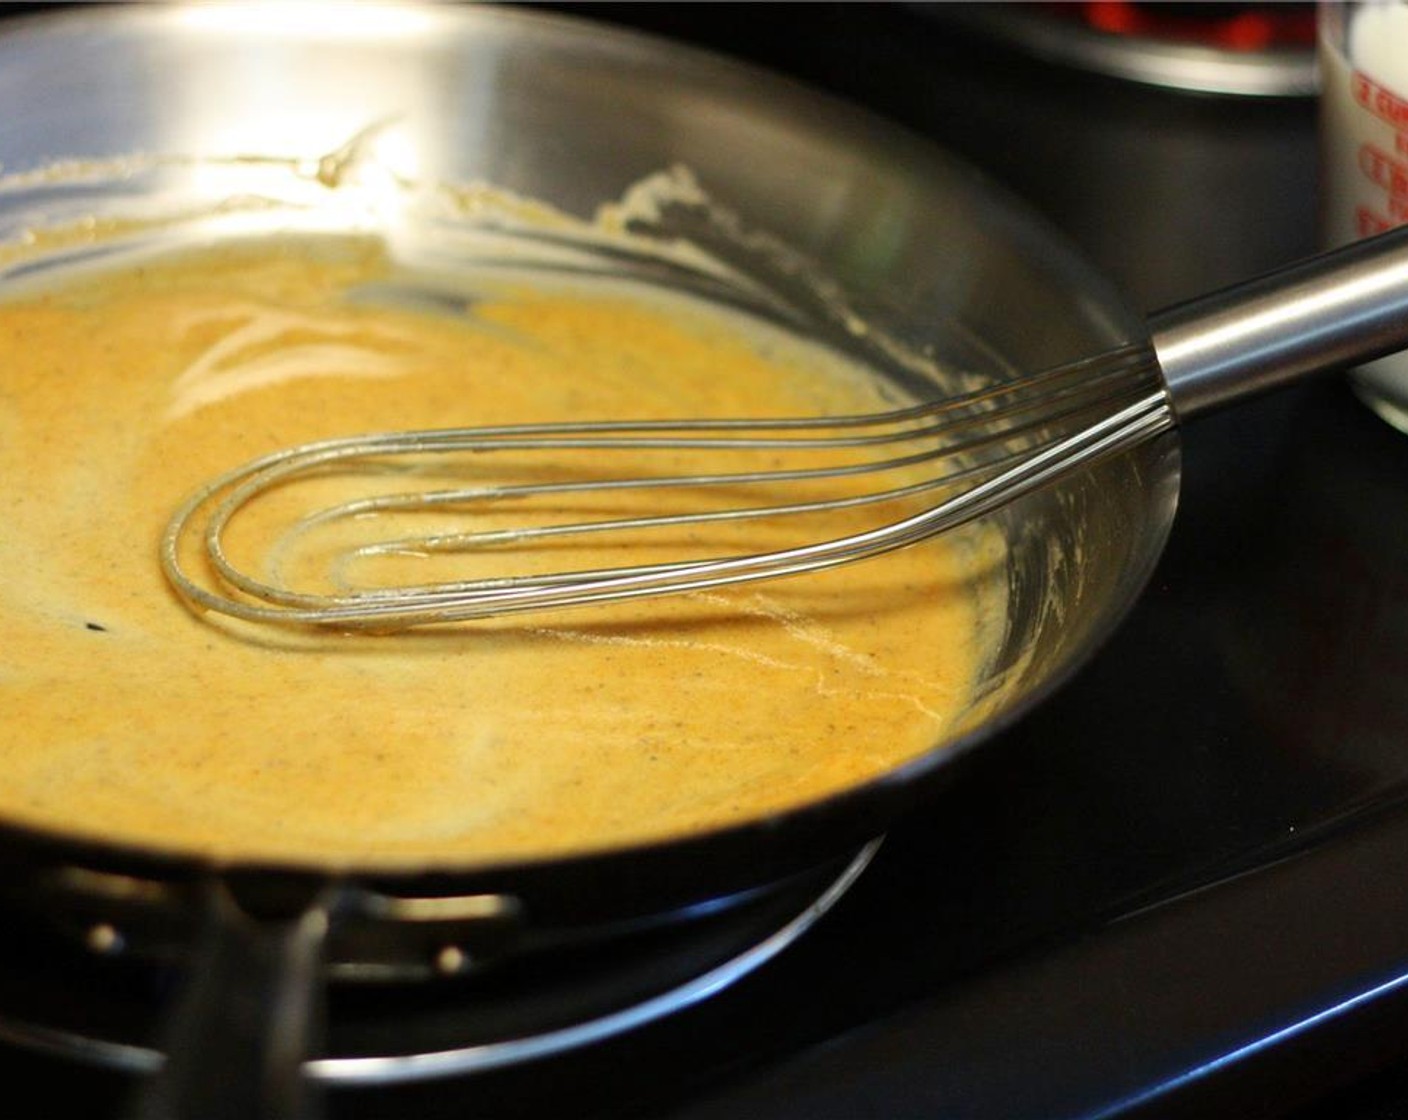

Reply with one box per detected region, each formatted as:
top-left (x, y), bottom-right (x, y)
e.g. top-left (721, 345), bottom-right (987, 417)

top-left (162, 228), bottom-right (1408, 630)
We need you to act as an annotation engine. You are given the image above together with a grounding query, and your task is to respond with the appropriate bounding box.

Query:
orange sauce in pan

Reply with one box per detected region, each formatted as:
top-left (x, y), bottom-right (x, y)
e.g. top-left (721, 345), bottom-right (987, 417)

top-left (0, 235), bottom-right (1001, 868)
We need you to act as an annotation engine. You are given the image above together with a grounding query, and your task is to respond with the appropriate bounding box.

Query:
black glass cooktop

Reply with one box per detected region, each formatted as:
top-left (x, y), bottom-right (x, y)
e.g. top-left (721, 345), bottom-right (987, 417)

top-left (6, 4), bottom-right (1408, 1118)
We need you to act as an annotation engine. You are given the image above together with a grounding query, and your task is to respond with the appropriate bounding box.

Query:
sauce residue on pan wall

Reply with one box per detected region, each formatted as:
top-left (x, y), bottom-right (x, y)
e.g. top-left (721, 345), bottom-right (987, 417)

top-left (0, 233), bottom-right (1003, 868)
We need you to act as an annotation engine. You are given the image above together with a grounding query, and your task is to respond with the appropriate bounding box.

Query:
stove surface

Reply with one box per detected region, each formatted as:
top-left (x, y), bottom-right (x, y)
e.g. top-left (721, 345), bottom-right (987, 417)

top-left (5, 4), bottom-right (1408, 1118)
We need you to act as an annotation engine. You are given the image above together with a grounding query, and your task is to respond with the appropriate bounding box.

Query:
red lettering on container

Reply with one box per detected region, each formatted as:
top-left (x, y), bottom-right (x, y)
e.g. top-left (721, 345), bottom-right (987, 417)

top-left (1354, 71), bottom-right (1408, 130)
top-left (1357, 206), bottom-right (1393, 236)
top-left (1360, 143), bottom-right (1408, 199)
top-left (1353, 72), bottom-right (1373, 107)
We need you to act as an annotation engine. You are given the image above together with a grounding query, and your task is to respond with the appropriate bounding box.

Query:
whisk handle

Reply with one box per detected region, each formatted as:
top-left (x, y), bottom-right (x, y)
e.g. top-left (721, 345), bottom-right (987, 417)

top-left (1149, 223), bottom-right (1408, 421)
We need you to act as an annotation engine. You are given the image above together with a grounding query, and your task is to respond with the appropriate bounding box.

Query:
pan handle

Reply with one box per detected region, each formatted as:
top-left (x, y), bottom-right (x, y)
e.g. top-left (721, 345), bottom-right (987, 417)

top-left (129, 874), bottom-right (337, 1120)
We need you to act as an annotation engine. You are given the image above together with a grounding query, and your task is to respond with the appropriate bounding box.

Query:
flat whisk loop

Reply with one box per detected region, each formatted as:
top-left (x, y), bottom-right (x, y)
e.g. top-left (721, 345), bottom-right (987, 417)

top-left (161, 344), bottom-right (1174, 630)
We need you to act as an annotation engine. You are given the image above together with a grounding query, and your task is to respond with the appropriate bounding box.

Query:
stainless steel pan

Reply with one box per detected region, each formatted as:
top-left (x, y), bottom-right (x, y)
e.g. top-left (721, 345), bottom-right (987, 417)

top-left (0, 4), bottom-right (1318, 1117)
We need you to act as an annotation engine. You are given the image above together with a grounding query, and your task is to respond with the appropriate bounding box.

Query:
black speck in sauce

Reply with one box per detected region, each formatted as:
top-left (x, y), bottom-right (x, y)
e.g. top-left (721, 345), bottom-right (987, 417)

top-left (84, 621), bottom-right (108, 633)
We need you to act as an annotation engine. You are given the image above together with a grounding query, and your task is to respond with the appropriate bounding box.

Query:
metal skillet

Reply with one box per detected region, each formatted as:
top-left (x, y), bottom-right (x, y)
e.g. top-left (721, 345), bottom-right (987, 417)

top-left (0, 4), bottom-right (1392, 1119)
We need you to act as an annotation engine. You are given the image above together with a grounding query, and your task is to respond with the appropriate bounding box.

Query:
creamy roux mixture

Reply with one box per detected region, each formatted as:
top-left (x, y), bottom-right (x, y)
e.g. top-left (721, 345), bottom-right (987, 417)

top-left (0, 235), bottom-right (998, 868)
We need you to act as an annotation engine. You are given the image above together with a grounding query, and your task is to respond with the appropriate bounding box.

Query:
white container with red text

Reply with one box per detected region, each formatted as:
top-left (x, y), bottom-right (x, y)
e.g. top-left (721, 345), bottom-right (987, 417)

top-left (1320, 0), bottom-right (1408, 431)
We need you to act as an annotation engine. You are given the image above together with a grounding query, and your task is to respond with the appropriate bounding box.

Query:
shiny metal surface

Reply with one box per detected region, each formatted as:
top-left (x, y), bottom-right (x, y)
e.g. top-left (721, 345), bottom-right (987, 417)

top-left (0, 5), bottom-right (1176, 1117)
top-left (164, 225), bottom-right (1408, 628)
top-left (0, 841), bottom-right (882, 1085)
top-left (161, 345), bottom-right (1171, 628)
top-left (1152, 226), bottom-right (1408, 419)
top-left (0, 0), bottom-right (1175, 873)
top-left (135, 881), bottom-right (332, 1120)
top-left (931, 5), bottom-right (1318, 98)
top-left (8, 5), bottom-right (1408, 1120)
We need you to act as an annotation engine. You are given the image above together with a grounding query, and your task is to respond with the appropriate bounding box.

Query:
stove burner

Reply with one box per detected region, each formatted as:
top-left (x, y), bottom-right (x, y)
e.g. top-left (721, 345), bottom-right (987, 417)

top-left (0, 842), bottom-right (878, 1088)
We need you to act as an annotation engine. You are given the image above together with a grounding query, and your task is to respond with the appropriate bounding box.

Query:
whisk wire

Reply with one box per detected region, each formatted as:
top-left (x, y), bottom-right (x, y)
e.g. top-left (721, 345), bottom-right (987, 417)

top-left (162, 345), bottom-right (1173, 628)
